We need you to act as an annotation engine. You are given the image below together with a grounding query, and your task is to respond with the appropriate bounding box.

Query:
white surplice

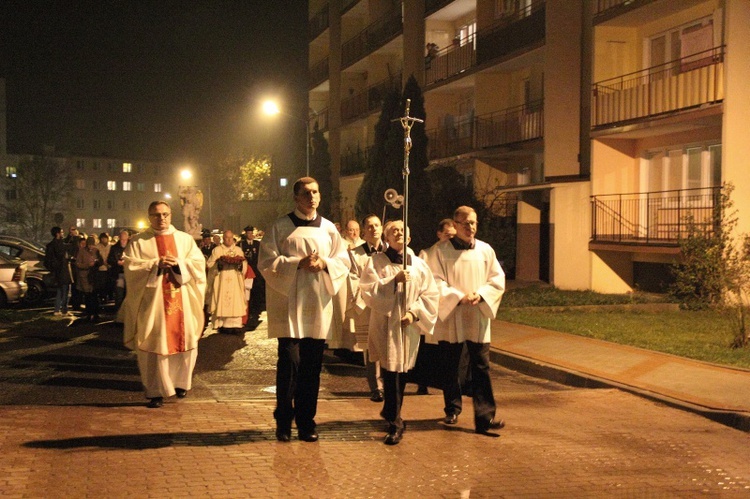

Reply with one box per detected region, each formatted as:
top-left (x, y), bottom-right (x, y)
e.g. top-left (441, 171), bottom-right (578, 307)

top-left (424, 238), bottom-right (505, 345)
top-left (259, 215), bottom-right (351, 340)
top-left (360, 252), bottom-right (439, 373)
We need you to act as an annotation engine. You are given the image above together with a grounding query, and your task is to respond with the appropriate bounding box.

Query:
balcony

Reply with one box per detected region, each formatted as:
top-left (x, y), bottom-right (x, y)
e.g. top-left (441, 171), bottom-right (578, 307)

top-left (309, 4), bottom-right (329, 41)
top-left (341, 0), bottom-right (360, 15)
top-left (309, 57), bottom-right (329, 89)
top-left (341, 72), bottom-right (402, 123)
top-left (309, 108), bottom-right (329, 134)
top-left (593, 0), bottom-right (658, 24)
top-left (425, 1), bottom-right (545, 88)
top-left (341, 146), bottom-right (372, 176)
top-left (427, 101), bottom-right (544, 161)
top-left (590, 186), bottom-right (720, 245)
top-left (341, 4), bottom-right (403, 69)
top-left (592, 46), bottom-right (724, 128)
top-left (425, 0), bottom-right (455, 17)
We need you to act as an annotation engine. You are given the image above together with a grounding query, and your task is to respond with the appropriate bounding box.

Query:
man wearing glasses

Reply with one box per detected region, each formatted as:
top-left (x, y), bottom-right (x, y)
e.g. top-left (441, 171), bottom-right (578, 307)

top-left (121, 201), bottom-right (206, 408)
top-left (423, 205), bottom-right (506, 435)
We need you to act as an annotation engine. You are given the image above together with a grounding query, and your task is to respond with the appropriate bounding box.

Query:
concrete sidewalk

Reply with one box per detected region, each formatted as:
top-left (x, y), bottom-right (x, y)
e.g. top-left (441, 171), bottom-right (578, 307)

top-left (489, 319), bottom-right (750, 431)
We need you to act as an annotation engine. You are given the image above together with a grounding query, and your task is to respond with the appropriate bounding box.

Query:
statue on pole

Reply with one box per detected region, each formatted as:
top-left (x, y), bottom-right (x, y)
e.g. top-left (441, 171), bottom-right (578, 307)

top-left (178, 185), bottom-right (204, 239)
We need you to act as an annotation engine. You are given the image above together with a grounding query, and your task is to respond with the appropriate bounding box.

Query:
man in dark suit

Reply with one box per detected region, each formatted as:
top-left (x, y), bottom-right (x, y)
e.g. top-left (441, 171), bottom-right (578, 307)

top-left (240, 225), bottom-right (265, 320)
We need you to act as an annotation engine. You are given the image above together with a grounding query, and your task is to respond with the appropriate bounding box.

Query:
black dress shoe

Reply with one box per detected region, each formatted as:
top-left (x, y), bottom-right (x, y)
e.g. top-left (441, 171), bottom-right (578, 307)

top-left (416, 385), bottom-right (429, 395)
top-left (275, 428), bottom-right (291, 442)
top-left (147, 397), bottom-right (163, 409)
top-left (476, 418), bottom-right (505, 434)
top-left (370, 390), bottom-right (384, 402)
top-left (175, 388), bottom-right (187, 398)
top-left (298, 429), bottom-right (319, 442)
top-left (444, 414), bottom-right (458, 425)
top-left (384, 423), bottom-right (405, 445)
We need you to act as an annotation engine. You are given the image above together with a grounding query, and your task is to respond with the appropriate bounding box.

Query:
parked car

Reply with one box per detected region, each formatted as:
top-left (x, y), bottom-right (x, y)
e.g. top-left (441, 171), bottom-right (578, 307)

top-left (0, 237), bottom-right (55, 305)
top-left (0, 253), bottom-right (28, 307)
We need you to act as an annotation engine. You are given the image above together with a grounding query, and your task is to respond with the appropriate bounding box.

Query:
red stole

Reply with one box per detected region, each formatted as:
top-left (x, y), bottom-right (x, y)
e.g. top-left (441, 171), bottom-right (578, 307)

top-left (155, 234), bottom-right (185, 354)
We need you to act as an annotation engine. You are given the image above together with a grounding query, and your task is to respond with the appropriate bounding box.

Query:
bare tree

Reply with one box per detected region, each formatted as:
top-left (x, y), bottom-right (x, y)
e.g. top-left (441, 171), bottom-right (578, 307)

top-left (0, 156), bottom-right (73, 243)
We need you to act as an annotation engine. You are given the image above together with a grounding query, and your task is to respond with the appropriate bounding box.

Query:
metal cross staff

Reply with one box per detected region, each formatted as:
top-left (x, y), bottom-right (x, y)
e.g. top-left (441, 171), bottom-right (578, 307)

top-left (393, 98), bottom-right (423, 272)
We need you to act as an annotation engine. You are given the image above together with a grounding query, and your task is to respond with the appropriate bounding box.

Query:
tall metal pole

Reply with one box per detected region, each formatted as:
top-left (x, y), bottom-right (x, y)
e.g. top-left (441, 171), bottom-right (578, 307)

top-left (305, 118), bottom-right (310, 177)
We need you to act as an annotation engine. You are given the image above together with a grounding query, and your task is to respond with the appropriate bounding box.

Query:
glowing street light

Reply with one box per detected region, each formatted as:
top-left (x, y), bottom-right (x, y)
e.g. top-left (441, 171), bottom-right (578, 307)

top-left (262, 99), bottom-right (310, 177)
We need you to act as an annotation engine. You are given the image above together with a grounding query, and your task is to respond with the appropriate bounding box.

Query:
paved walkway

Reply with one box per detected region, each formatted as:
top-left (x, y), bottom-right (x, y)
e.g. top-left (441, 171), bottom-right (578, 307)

top-left (489, 320), bottom-right (750, 431)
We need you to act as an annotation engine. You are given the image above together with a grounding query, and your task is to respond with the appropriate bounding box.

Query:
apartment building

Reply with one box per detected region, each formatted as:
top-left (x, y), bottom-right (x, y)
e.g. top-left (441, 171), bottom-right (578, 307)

top-left (65, 155), bottom-right (182, 234)
top-left (310, 0), bottom-right (749, 292)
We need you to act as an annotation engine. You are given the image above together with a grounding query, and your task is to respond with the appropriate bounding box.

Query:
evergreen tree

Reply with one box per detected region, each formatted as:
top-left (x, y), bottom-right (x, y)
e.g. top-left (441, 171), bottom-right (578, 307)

top-left (309, 124), bottom-right (334, 220)
top-left (355, 86), bottom-right (402, 222)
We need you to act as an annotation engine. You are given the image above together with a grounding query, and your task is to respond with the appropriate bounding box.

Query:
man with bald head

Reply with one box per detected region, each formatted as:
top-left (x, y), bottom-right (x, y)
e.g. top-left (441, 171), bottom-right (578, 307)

top-left (206, 230), bottom-right (248, 334)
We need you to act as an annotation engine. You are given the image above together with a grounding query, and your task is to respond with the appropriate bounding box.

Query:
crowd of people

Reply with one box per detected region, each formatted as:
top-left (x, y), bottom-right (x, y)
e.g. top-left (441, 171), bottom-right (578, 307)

top-left (44, 175), bottom-right (506, 445)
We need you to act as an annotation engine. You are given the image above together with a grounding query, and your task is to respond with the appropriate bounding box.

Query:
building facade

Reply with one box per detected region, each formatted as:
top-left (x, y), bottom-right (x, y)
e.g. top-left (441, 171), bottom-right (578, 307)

top-left (309, 0), bottom-right (750, 293)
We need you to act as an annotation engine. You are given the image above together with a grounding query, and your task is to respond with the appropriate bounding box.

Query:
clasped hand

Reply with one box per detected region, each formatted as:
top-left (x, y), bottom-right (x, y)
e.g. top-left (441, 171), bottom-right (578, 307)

top-left (158, 254), bottom-right (178, 269)
top-left (394, 269), bottom-right (411, 284)
top-left (460, 291), bottom-right (481, 306)
top-left (299, 251), bottom-right (326, 273)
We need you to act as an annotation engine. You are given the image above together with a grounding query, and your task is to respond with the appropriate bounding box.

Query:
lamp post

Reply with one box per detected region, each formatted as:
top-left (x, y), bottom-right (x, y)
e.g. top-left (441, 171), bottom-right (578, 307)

top-left (262, 100), bottom-right (311, 177)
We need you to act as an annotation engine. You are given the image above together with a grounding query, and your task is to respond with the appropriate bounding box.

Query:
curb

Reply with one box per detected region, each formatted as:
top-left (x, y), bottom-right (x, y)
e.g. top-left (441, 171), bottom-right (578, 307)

top-left (489, 347), bottom-right (750, 433)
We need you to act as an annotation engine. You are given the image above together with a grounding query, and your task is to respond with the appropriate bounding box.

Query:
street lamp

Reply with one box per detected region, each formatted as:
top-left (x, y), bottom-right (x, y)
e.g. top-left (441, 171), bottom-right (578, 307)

top-left (262, 99), bottom-right (311, 178)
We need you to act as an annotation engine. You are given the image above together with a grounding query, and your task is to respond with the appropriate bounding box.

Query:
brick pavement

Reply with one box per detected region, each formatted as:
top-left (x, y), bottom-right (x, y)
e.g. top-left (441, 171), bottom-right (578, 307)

top-left (2, 388), bottom-right (749, 497)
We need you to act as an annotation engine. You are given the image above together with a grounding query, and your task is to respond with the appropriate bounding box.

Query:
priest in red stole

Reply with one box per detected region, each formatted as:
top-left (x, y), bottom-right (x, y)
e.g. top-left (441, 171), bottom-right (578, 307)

top-left (122, 201), bottom-right (207, 408)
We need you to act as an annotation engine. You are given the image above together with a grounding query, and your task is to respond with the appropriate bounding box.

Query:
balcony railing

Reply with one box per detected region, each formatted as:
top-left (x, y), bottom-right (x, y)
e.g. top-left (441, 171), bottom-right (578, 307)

top-left (592, 46), bottom-right (724, 128)
top-left (341, 72), bottom-right (402, 122)
top-left (591, 186), bottom-right (721, 245)
top-left (425, 1), bottom-right (545, 87)
top-left (426, 100), bottom-right (544, 161)
top-left (341, 4), bottom-right (403, 69)
top-left (309, 108), bottom-right (329, 134)
top-left (309, 4), bottom-right (329, 40)
top-left (425, 0), bottom-right (454, 16)
top-left (341, 146), bottom-right (372, 176)
top-left (341, 0), bottom-right (360, 14)
top-left (309, 57), bottom-right (329, 89)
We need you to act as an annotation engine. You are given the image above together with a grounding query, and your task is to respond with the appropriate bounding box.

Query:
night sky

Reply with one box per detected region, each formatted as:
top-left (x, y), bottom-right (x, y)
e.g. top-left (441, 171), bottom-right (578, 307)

top-left (1, 0), bottom-right (309, 164)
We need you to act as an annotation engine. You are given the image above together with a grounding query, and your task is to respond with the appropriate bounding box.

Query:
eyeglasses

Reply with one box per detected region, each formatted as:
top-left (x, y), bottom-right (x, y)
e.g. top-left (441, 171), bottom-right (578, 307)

top-left (454, 220), bottom-right (477, 228)
top-left (149, 212), bottom-right (171, 218)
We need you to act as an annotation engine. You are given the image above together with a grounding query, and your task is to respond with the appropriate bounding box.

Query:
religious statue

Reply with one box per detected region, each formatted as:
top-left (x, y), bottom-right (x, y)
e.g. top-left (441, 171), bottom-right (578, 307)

top-left (178, 185), bottom-right (204, 238)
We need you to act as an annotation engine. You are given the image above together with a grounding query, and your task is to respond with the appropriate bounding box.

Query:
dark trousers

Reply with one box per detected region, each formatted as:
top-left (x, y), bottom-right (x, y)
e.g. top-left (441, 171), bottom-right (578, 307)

top-left (440, 340), bottom-right (496, 428)
top-left (274, 337), bottom-right (326, 433)
top-left (382, 369), bottom-right (408, 430)
top-left (83, 291), bottom-right (99, 319)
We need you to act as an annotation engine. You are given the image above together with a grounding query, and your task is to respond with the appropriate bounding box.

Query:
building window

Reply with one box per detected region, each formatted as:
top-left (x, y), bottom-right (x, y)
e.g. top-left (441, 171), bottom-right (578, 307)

top-left (76, 160), bottom-right (84, 170)
top-left (123, 162), bottom-right (132, 173)
top-left (137, 164), bottom-right (144, 173)
top-left (279, 178), bottom-right (288, 187)
top-left (76, 218), bottom-right (85, 228)
top-left (93, 219), bottom-right (102, 229)
top-left (122, 181), bottom-right (132, 191)
top-left (76, 198), bottom-right (84, 209)
top-left (122, 200), bottom-right (131, 209)
top-left (76, 179), bottom-right (86, 189)
top-left (107, 162), bottom-right (115, 172)
top-left (5, 189), bottom-right (17, 201)
top-left (93, 200), bottom-right (101, 209)
top-left (92, 180), bottom-right (101, 190)
top-left (154, 183), bottom-right (162, 192)
top-left (107, 181), bottom-right (117, 191)
top-left (107, 200), bottom-right (115, 210)
top-left (5, 166), bottom-right (17, 178)
top-left (107, 219), bottom-right (116, 229)
top-left (137, 182), bottom-right (145, 191)
top-left (92, 162), bottom-right (99, 171)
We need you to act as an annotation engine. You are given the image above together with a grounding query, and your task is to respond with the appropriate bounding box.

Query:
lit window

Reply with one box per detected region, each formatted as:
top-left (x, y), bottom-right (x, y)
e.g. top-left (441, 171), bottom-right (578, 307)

top-left (123, 181), bottom-right (132, 191)
top-left (123, 162), bottom-right (132, 173)
top-left (76, 179), bottom-right (85, 189)
top-left (154, 183), bottom-right (162, 192)
top-left (93, 219), bottom-right (102, 229)
top-left (107, 181), bottom-right (117, 191)
top-left (107, 219), bottom-right (116, 228)
top-left (279, 178), bottom-right (288, 187)
top-left (5, 166), bottom-right (17, 178)
top-left (76, 218), bottom-right (85, 228)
